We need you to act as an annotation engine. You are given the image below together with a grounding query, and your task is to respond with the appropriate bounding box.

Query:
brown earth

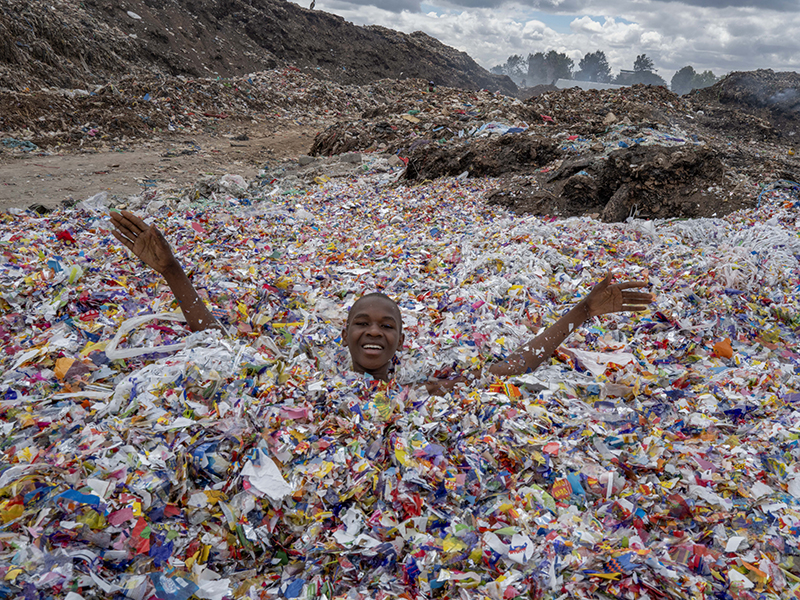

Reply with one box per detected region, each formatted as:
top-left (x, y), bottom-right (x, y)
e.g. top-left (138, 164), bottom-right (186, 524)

top-left (0, 0), bottom-right (514, 95)
top-left (484, 143), bottom-right (742, 221)
top-left (0, 124), bottom-right (314, 211)
top-left (690, 69), bottom-right (800, 142)
top-left (403, 135), bottom-right (561, 180)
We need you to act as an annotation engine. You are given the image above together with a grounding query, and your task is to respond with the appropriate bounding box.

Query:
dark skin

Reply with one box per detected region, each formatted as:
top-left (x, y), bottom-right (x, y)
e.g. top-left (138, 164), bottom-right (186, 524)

top-left (343, 295), bottom-right (405, 381)
top-left (111, 210), bottom-right (221, 333)
top-left (112, 210), bottom-right (654, 391)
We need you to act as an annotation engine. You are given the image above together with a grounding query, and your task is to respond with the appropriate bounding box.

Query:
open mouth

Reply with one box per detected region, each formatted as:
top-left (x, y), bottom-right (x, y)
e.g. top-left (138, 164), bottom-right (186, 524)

top-left (362, 344), bottom-right (384, 351)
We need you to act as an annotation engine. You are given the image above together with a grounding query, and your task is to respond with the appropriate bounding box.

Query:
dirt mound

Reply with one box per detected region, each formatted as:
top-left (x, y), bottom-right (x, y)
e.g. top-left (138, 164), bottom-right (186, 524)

top-left (310, 81), bottom-right (538, 157)
top-left (690, 70), bottom-right (800, 140)
top-left (0, 70), bottom-right (398, 150)
top-left (526, 84), bottom-right (688, 136)
top-left (308, 77), bottom-right (800, 222)
top-left (522, 84), bottom-right (558, 99)
top-left (0, 0), bottom-right (514, 95)
top-left (486, 144), bottom-right (731, 221)
top-left (403, 134), bottom-right (561, 180)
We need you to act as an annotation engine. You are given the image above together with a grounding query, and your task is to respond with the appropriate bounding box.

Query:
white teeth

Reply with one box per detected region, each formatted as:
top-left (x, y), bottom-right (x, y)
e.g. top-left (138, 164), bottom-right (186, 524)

top-left (363, 345), bottom-right (383, 349)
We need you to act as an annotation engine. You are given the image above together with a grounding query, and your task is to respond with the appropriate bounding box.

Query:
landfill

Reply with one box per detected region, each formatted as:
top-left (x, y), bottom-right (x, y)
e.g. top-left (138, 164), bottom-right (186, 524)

top-left (0, 0), bottom-right (513, 96)
top-left (1, 132), bottom-right (800, 598)
top-left (3, 15), bottom-right (800, 593)
top-left (0, 69), bottom-right (397, 151)
top-left (311, 76), bottom-right (799, 222)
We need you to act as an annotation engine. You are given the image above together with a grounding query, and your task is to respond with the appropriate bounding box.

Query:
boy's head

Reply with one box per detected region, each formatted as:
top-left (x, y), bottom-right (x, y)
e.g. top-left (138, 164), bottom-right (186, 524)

top-left (343, 292), bottom-right (404, 380)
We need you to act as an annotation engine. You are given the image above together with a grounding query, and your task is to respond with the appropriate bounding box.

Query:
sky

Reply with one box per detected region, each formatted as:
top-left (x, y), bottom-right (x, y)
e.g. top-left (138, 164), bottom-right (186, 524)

top-left (296, 0), bottom-right (800, 82)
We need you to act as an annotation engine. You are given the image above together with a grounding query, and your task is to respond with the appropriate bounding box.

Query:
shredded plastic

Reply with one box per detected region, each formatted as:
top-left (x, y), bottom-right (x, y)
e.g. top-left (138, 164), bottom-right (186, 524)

top-left (1, 174), bottom-right (800, 599)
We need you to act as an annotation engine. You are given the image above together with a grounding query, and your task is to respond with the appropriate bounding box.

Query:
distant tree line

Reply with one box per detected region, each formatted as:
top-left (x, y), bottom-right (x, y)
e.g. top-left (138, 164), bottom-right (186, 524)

top-left (491, 50), bottom-right (719, 94)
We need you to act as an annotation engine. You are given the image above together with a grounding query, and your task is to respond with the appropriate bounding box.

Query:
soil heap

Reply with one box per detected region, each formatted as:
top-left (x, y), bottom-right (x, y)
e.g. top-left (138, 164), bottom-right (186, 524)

top-left (311, 75), bottom-right (800, 221)
top-left (0, 0), bottom-right (514, 94)
top-left (690, 69), bottom-right (800, 141)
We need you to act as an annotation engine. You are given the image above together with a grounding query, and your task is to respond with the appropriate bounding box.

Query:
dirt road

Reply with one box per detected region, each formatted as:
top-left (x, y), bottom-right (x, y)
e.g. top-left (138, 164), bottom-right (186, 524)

top-left (0, 126), bottom-right (314, 211)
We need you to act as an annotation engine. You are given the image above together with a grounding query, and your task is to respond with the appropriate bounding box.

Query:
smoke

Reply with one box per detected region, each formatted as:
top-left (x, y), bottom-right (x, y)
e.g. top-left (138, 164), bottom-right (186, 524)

top-left (768, 88), bottom-right (800, 113)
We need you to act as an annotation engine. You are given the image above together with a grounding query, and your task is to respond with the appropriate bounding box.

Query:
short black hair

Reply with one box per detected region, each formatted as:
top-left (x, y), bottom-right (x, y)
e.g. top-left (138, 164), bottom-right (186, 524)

top-left (348, 292), bottom-right (403, 331)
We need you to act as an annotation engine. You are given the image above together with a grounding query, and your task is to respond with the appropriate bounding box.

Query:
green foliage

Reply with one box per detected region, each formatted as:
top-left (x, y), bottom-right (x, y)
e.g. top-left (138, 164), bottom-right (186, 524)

top-left (671, 65), bottom-right (719, 95)
top-left (574, 50), bottom-right (612, 83)
top-left (694, 70), bottom-right (719, 88)
top-left (492, 54), bottom-right (526, 83)
top-left (633, 54), bottom-right (655, 72)
top-left (507, 55), bottom-right (526, 81)
top-left (670, 66), bottom-right (697, 95)
top-left (526, 50), bottom-right (574, 85)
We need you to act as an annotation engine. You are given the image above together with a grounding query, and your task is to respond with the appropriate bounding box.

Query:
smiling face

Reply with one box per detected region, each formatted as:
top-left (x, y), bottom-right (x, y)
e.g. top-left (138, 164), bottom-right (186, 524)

top-left (343, 294), bottom-right (404, 381)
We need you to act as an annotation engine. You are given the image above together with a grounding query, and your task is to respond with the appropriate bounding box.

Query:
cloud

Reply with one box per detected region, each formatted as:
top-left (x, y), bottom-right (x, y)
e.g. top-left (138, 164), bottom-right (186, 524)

top-left (307, 0), bottom-right (800, 81)
top-left (651, 0), bottom-right (797, 10)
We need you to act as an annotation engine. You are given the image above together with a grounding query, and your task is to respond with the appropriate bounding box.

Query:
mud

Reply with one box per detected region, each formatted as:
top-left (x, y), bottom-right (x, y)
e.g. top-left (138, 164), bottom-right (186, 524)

top-left (402, 134), bottom-right (561, 181)
top-left (486, 144), bottom-right (743, 222)
top-left (0, 124), bottom-right (314, 211)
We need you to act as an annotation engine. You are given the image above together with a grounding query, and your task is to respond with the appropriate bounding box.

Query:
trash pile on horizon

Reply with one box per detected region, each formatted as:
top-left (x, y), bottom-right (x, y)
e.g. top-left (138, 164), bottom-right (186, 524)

top-left (1, 172), bottom-right (800, 599)
top-left (0, 68), bottom-right (397, 151)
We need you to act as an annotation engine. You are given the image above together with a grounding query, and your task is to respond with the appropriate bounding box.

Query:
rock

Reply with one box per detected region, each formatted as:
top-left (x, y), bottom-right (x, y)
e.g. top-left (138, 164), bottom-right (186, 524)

top-left (298, 155), bottom-right (316, 166)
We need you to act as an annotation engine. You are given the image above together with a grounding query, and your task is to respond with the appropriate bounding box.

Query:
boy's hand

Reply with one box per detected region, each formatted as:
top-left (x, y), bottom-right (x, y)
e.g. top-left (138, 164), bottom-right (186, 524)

top-left (111, 210), bottom-right (180, 275)
top-left (582, 272), bottom-right (652, 318)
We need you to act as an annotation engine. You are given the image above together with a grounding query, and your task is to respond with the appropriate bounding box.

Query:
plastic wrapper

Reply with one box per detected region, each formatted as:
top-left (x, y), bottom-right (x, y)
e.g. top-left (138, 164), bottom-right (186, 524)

top-left (1, 171), bottom-right (800, 599)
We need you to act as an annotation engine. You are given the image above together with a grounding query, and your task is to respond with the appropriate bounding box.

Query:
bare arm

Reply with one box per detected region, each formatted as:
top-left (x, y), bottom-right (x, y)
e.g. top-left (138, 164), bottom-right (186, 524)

top-left (111, 210), bottom-right (222, 333)
top-left (488, 273), bottom-right (652, 377)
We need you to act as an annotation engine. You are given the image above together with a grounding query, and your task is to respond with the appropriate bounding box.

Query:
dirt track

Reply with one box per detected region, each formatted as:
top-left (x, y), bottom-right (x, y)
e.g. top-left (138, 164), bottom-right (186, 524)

top-left (0, 126), bottom-right (313, 211)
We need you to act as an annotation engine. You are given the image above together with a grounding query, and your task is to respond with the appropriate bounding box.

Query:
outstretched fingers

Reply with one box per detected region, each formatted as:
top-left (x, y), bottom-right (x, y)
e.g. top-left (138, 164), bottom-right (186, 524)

top-left (111, 210), bottom-right (148, 242)
top-left (621, 303), bottom-right (650, 312)
top-left (621, 291), bottom-right (654, 302)
top-left (111, 229), bottom-right (135, 251)
top-left (110, 213), bottom-right (138, 242)
top-left (620, 289), bottom-right (654, 312)
top-left (615, 280), bottom-right (649, 290)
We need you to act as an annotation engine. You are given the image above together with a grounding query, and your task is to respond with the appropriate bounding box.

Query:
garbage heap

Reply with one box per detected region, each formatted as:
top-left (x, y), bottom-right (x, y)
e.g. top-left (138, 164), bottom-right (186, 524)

top-left (1, 170), bottom-right (800, 599)
top-left (311, 77), bottom-right (800, 222)
top-left (689, 69), bottom-right (800, 142)
top-left (311, 79), bottom-right (538, 156)
top-left (0, 69), bottom-right (398, 150)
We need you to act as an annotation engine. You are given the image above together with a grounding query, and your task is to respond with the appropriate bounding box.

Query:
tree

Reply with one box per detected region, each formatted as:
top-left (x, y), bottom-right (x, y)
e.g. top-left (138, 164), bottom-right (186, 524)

top-left (527, 52), bottom-right (547, 85)
top-left (527, 50), bottom-right (574, 85)
top-left (670, 65), bottom-right (697, 95)
top-left (670, 66), bottom-right (719, 95)
top-left (492, 54), bottom-right (526, 83)
top-left (505, 55), bottom-right (526, 81)
top-left (694, 70), bottom-right (719, 89)
top-left (633, 54), bottom-right (655, 72)
top-left (613, 54), bottom-right (666, 87)
top-left (574, 50), bottom-right (612, 83)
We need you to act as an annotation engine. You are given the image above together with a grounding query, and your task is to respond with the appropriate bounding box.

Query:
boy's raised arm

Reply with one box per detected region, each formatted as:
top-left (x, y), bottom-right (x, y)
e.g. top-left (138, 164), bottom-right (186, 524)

top-left (488, 273), bottom-right (652, 377)
top-left (111, 210), bottom-right (222, 333)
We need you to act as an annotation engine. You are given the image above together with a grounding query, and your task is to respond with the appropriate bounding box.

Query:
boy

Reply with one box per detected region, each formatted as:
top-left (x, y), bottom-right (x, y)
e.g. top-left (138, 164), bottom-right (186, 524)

top-left (111, 210), bottom-right (653, 387)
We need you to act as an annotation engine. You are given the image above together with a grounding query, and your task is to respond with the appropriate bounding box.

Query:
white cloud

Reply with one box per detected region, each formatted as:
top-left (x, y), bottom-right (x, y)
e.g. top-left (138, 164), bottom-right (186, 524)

top-left (570, 15), bottom-right (603, 34)
top-left (306, 0), bottom-right (800, 82)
